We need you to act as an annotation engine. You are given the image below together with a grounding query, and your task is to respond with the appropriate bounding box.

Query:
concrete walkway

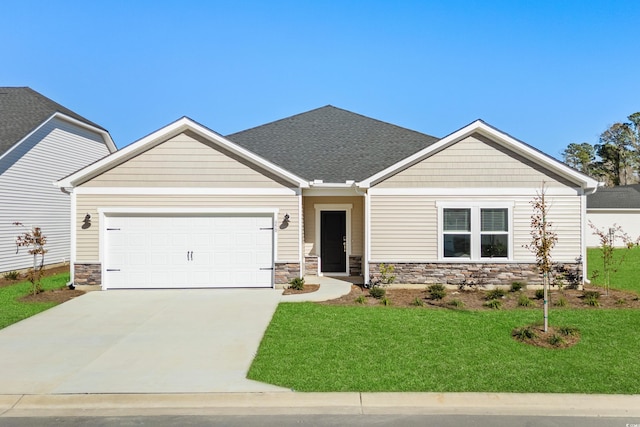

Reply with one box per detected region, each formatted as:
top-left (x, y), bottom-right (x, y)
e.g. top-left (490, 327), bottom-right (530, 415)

top-left (281, 275), bottom-right (352, 302)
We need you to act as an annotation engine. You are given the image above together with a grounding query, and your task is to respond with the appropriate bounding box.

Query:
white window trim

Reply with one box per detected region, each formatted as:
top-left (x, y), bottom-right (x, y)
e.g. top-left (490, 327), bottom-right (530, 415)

top-left (437, 201), bottom-right (514, 261)
top-left (314, 204), bottom-right (352, 276)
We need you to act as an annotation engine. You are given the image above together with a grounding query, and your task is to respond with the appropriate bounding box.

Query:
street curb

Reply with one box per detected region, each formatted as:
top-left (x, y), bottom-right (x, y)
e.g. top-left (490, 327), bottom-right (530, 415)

top-left (1, 392), bottom-right (639, 418)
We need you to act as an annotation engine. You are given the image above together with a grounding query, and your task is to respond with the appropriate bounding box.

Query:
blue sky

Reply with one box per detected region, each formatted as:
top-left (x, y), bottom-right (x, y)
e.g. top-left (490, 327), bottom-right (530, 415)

top-left (3, 1), bottom-right (639, 157)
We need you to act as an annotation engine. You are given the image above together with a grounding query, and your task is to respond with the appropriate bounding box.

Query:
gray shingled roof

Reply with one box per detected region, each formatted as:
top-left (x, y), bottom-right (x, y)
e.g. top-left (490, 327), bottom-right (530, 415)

top-left (0, 87), bottom-right (107, 155)
top-left (226, 105), bottom-right (439, 182)
top-left (588, 184), bottom-right (640, 209)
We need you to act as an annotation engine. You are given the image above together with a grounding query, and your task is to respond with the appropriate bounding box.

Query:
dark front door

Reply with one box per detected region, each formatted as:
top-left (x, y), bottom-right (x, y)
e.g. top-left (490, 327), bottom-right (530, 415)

top-left (320, 211), bottom-right (346, 273)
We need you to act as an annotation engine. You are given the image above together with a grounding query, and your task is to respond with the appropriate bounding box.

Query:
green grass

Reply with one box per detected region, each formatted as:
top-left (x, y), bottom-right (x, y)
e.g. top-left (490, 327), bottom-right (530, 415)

top-left (0, 273), bottom-right (70, 329)
top-left (248, 303), bottom-right (640, 393)
top-left (587, 246), bottom-right (640, 294)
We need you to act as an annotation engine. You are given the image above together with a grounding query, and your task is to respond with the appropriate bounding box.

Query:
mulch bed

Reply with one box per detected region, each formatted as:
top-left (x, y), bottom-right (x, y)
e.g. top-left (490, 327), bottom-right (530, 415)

top-left (3, 265), bottom-right (85, 304)
top-left (0, 265), bottom-right (70, 288)
top-left (282, 284), bottom-right (320, 295)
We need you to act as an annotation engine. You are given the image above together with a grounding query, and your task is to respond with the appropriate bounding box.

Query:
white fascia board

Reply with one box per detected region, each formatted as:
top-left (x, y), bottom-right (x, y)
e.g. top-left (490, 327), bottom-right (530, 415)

top-left (358, 120), bottom-right (601, 190)
top-left (0, 112), bottom-right (116, 165)
top-left (369, 187), bottom-right (581, 196)
top-left (57, 117), bottom-right (308, 189)
top-left (74, 187), bottom-right (299, 196)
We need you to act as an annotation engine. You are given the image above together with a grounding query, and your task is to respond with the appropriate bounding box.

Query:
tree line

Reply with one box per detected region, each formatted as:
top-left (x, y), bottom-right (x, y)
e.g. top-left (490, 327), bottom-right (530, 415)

top-left (562, 112), bottom-right (640, 186)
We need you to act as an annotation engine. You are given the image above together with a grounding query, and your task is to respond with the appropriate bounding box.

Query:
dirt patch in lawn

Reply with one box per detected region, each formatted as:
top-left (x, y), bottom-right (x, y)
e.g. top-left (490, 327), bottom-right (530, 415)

top-left (282, 284), bottom-right (320, 295)
top-left (19, 287), bottom-right (85, 304)
top-left (321, 284), bottom-right (640, 310)
top-left (512, 324), bottom-right (581, 349)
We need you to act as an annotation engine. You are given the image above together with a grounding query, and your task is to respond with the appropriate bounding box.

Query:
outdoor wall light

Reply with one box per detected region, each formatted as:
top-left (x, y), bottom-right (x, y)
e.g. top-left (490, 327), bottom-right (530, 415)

top-left (82, 213), bottom-right (92, 229)
top-left (284, 213), bottom-right (290, 222)
top-left (84, 214), bottom-right (91, 222)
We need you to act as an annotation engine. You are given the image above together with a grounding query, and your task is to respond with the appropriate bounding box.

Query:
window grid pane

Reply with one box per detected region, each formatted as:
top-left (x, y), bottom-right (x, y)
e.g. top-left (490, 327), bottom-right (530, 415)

top-left (481, 208), bottom-right (508, 232)
top-left (443, 208), bottom-right (471, 232)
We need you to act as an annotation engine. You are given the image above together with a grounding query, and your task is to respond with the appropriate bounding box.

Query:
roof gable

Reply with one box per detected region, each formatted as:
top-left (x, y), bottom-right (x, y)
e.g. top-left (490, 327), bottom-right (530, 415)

top-left (359, 119), bottom-right (600, 190)
top-left (226, 105), bottom-right (439, 183)
top-left (58, 116), bottom-right (308, 189)
top-left (0, 87), bottom-right (114, 156)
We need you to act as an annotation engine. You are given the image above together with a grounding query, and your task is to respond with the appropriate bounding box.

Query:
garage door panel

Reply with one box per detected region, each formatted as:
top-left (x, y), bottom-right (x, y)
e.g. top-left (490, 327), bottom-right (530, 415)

top-left (105, 214), bottom-right (274, 289)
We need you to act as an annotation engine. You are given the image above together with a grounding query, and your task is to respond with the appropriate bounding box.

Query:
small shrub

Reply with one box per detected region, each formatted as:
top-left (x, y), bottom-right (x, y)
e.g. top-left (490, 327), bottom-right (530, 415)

top-left (558, 326), bottom-right (579, 336)
top-left (411, 297), bottom-right (424, 307)
top-left (448, 299), bottom-right (464, 308)
top-left (513, 326), bottom-right (537, 340)
top-left (355, 295), bottom-right (366, 304)
top-left (369, 286), bottom-right (386, 299)
top-left (582, 290), bottom-right (600, 300)
top-left (288, 277), bottom-right (305, 291)
top-left (378, 263), bottom-right (396, 285)
top-left (428, 284), bottom-right (446, 300)
top-left (3, 270), bottom-right (20, 281)
top-left (584, 295), bottom-right (600, 307)
top-left (485, 289), bottom-right (506, 300)
top-left (616, 298), bottom-right (627, 306)
top-left (553, 296), bottom-right (568, 307)
top-left (517, 293), bottom-right (534, 307)
top-left (510, 282), bottom-right (525, 292)
top-left (535, 289), bottom-right (545, 300)
top-left (483, 299), bottom-right (502, 310)
top-left (548, 334), bottom-right (565, 346)
top-left (380, 296), bottom-right (391, 306)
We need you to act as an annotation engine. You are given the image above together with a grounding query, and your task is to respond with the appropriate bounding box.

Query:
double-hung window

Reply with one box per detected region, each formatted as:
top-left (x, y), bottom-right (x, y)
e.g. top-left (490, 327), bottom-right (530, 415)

top-left (440, 203), bottom-right (511, 260)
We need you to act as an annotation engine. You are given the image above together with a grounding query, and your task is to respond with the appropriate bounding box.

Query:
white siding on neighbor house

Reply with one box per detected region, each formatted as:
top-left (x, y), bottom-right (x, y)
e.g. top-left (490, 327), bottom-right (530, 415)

top-left (303, 196), bottom-right (364, 257)
top-left (81, 131), bottom-right (291, 188)
top-left (586, 210), bottom-right (640, 247)
top-left (75, 194), bottom-right (300, 263)
top-left (369, 194), bottom-right (583, 263)
top-left (376, 135), bottom-right (577, 189)
top-left (0, 118), bottom-right (110, 273)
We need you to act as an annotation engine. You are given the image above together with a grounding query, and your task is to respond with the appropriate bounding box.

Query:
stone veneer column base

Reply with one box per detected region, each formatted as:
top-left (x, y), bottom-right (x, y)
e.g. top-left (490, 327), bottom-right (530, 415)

top-left (368, 262), bottom-right (581, 287)
top-left (74, 263), bottom-right (102, 286)
top-left (304, 256), bottom-right (318, 275)
top-left (349, 255), bottom-right (362, 277)
top-left (275, 262), bottom-right (300, 285)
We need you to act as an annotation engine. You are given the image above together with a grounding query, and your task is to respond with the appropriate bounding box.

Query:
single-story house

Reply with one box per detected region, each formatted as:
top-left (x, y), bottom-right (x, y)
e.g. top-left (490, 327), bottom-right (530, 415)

top-left (586, 184), bottom-right (640, 247)
top-left (0, 87), bottom-right (116, 274)
top-left (57, 106), bottom-right (599, 289)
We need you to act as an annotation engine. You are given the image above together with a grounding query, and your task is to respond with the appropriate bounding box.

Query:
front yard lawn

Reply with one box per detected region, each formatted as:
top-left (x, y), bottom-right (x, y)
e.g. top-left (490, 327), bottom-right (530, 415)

top-left (248, 303), bottom-right (640, 393)
top-left (587, 246), bottom-right (640, 295)
top-left (0, 272), bottom-right (71, 329)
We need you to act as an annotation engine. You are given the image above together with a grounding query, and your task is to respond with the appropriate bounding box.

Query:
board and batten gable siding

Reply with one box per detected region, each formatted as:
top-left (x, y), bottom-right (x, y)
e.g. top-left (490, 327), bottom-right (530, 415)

top-left (75, 195), bottom-right (299, 263)
top-left (303, 196), bottom-right (364, 257)
top-left (369, 134), bottom-right (584, 264)
top-left (0, 117), bottom-right (111, 272)
top-left (80, 131), bottom-right (292, 188)
top-left (375, 134), bottom-right (576, 188)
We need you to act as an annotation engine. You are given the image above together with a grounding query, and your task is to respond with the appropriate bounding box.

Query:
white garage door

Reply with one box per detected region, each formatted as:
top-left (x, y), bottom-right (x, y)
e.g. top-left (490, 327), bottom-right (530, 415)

top-left (104, 214), bottom-right (274, 289)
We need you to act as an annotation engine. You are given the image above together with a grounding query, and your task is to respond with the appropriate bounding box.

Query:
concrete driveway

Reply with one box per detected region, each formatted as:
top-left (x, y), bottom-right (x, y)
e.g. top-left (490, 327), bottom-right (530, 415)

top-left (0, 289), bottom-right (288, 394)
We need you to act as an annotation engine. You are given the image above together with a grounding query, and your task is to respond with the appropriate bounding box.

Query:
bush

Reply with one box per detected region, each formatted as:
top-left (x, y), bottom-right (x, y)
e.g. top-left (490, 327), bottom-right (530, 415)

top-left (483, 299), bottom-right (502, 310)
top-left (448, 299), bottom-right (464, 308)
top-left (510, 282), bottom-right (525, 292)
top-left (288, 277), bottom-right (305, 291)
top-left (485, 289), bottom-right (506, 300)
top-left (584, 295), bottom-right (600, 307)
top-left (411, 297), bottom-right (424, 307)
top-left (355, 295), bottom-right (366, 304)
top-left (512, 326), bottom-right (537, 340)
top-left (558, 326), bottom-right (579, 336)
top-left (616, 298), bottom-right (627, 306)
top-left (554, 296), bottom-right (568, 307)
top-left (517, 293), bottom-right (534, 307)
top-left (583, 290), bottom-right (600, 300)
top-left (548, 334), bottom-right (565, 346)
top-left (428, 284), bottom-right (446, 300)
top-left (369, 286), bottom-right (386, 299)
top-left (535, 289), bottom-right (545, 300)
top-left (3, 271), bottom-right (19, 281)
top-left (380, 297), bottom-right (391, 306)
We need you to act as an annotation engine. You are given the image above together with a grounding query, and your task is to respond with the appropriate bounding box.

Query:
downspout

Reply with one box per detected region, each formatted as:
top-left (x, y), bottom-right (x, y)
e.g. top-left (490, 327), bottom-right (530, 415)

top-left (581, 183), bottom-right (601, 285)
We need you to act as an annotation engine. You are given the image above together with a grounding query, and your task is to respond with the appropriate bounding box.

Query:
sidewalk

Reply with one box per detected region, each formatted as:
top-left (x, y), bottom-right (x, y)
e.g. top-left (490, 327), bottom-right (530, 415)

top-left (280, 275), bottom-right (353, 302)
top-left (1, 392), bottom-right (639, 417)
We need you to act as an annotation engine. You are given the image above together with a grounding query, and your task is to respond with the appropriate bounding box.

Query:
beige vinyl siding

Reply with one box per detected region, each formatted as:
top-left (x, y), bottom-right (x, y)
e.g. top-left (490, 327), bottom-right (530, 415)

top-left (76, 194), bottom-right (299, 262)
top-left (81, 131), bottom-right (292, 188)
top-left (303, 196), bottom-right (364, 256)
top-left (585, 210), bottom-right (640, 247)
top-left (370, 195), bottom-right (582, 263)
top-left (376, 134), bottom-right (576, 188)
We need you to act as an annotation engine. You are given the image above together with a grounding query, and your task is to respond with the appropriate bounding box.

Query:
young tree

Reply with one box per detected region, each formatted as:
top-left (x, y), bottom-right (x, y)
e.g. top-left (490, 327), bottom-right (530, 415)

top-left (14, 222), bottom-right (48, 295)
top-left (588, 222), bottom-right (633, 296)
top-left (524, 183), bottom-right (557, 332)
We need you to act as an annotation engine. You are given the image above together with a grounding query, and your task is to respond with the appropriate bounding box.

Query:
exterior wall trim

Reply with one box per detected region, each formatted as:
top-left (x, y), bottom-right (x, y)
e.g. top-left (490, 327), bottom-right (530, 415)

top-left (369, 187), bottom-right (580, 196)
top-left (75, 187), bottom-right (299, 196)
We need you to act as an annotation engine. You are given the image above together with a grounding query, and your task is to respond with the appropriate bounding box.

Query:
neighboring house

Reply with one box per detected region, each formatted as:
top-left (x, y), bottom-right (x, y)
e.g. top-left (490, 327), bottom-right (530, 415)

top-left (586, 184), bottom-right (640, 247)
top-left (57, 106), bottom-right (599, 289)
top-left (0, 87), bottom-right (116, 273)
